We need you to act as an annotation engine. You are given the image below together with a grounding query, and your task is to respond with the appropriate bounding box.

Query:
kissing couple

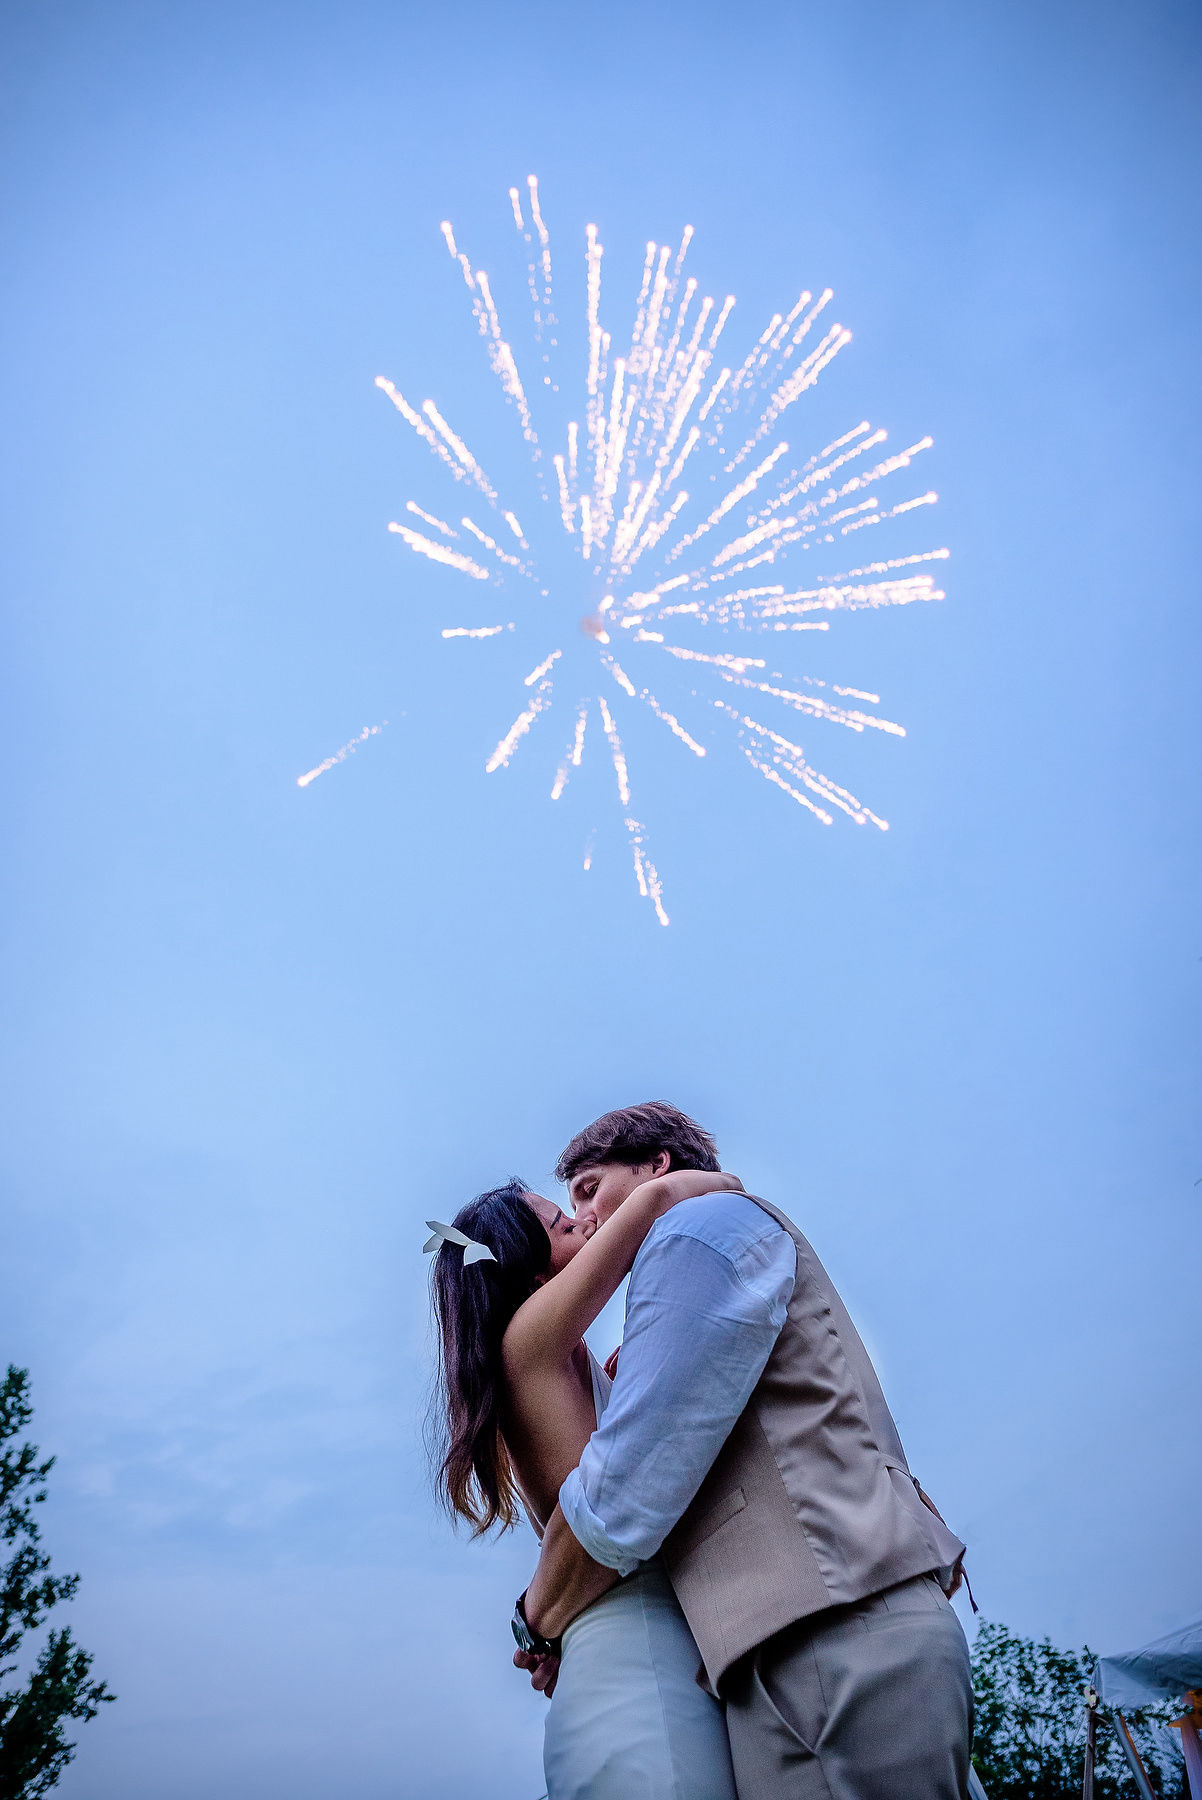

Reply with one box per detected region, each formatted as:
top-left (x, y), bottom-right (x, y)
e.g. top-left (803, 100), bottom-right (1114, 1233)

top-left (428, 1102), bottom-right (973, 1799)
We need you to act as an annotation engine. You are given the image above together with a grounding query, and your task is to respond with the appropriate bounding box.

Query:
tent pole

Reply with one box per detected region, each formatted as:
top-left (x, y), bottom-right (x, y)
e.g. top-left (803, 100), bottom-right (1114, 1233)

top-left (1112, 1709), bottom-right (1158, 1800)
top-left (1170, 1690), bottom-right (1202, 1800)
top-left (1083, 1684), bottom-right (1098, 1800)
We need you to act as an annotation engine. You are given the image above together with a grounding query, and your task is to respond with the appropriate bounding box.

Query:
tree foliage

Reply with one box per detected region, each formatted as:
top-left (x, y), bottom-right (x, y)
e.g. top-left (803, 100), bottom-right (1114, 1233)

top-left (971, 1618), bottom-right (1180, 1800)
top-left (0, 1367), bottom-right (114, 1799)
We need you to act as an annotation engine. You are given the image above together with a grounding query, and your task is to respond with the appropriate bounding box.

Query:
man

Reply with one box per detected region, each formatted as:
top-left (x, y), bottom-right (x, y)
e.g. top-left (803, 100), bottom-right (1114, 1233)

top-left (515, 1102), bottom-right (972, 1799)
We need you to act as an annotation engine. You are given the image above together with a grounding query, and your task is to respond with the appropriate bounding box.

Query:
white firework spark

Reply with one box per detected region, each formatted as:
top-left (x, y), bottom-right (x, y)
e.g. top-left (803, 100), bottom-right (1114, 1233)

top-left (371, 181), bottom-right (947, 924)
top-left (298, 722), bottom-right (387, 788)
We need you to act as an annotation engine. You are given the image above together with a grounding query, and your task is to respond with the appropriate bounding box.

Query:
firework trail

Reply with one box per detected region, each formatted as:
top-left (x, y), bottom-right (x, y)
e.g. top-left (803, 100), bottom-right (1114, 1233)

top-left (370, 181), bottom-right (946, 923)
top-left (298, 723), bottom-right (387, 788)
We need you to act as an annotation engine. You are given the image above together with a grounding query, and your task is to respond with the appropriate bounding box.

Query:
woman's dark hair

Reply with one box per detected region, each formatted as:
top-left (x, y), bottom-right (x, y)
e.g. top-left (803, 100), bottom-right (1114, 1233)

top-left (429, 1178), bottom-right (551, 1534)
top-left (555, 1100), bottom-right (720, 1184)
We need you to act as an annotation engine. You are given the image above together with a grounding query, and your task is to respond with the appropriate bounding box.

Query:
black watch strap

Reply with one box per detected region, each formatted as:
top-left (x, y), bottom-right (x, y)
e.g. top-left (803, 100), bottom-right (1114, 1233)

top-left (511, 1590), bottom-right (561, 1659)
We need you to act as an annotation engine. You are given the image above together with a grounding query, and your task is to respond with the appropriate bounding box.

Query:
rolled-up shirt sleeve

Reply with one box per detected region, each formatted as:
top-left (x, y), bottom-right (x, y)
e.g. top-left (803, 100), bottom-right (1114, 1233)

top-left (559, 1201), bottom-right (795, 1574)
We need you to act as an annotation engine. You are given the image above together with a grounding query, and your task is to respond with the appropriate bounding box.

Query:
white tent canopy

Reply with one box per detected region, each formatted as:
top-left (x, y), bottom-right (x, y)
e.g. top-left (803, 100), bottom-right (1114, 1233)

top-left (1095, 1615), bottom-right (1202, 1709)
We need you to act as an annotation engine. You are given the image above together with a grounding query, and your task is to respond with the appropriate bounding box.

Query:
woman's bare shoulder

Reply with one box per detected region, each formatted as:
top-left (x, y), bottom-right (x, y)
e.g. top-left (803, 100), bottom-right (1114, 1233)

top-left (500, 1289), bottom-right (552, 1372)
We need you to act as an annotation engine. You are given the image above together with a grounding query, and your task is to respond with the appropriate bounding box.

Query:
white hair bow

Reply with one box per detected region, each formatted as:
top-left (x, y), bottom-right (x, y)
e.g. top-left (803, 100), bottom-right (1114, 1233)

top-left (423, 1220), bottom-right (497, 1265)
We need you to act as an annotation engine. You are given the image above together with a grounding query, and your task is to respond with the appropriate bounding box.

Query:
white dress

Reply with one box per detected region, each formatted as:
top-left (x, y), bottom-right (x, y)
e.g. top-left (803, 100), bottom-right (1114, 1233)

top-left (541, 1356), bottom-right (738, 1800)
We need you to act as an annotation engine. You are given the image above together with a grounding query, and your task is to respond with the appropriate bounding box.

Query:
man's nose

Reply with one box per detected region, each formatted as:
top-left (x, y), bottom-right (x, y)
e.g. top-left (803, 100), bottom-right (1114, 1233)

top-left (576, 1207), bottom-right (598, 1238)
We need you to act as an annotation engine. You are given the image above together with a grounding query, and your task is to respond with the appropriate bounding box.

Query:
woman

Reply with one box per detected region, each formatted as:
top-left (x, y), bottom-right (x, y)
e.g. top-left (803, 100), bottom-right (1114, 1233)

top-left (429, 1167), bottom-right (741, 1800)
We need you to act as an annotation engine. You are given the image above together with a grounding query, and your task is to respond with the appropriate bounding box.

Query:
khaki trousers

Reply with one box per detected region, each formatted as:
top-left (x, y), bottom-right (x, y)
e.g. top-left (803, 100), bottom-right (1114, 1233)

top-left (723, 1573), bottom-right (973, 1800)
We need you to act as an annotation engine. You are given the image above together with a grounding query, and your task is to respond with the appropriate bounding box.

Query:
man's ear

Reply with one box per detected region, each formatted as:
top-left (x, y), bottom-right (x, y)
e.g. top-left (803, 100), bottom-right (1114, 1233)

top-left (650, 1150), bottom-right (671, 1177)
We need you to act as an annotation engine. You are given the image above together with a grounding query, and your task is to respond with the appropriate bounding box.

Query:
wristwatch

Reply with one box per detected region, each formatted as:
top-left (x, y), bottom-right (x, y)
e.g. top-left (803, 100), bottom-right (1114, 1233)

top-left (511, 1590), bottom-right (562, 1659)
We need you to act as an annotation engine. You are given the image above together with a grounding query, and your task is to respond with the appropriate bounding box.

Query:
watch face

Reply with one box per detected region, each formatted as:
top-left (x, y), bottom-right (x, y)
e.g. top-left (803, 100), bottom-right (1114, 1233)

top-left (511, 1613), bottom-right (534, 1654)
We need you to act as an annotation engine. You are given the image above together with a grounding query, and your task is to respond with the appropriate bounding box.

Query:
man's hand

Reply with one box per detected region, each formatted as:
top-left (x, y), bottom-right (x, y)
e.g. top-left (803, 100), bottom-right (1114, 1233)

top-left (512, 1647), bottom-right (560, 1697)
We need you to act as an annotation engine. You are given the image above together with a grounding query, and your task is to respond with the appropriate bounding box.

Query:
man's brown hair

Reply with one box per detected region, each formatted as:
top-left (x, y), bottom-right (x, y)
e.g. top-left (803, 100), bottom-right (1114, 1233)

top-left (555, 1101), bottom-right (720, 1184)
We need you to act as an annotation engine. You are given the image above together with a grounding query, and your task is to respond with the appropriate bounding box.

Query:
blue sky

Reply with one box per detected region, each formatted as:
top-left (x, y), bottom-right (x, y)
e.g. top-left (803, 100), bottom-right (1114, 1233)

top-left (2, 2), bottom-right (1199, 1794)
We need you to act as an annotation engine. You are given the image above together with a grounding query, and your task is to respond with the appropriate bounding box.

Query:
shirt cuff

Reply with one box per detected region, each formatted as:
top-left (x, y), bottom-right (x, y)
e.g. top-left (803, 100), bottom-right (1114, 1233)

top-left (558, 1469), bottom-right (642, 1578)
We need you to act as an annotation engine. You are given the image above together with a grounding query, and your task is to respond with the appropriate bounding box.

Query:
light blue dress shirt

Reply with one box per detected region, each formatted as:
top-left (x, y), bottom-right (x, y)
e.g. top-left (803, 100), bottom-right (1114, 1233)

top-left (559, 1192), bottom-right (797, 1576)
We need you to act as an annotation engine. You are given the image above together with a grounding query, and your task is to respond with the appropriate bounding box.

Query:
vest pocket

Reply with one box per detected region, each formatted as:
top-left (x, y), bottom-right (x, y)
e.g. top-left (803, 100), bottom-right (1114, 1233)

top-left (673, 1485), bottom-right (747, 1553)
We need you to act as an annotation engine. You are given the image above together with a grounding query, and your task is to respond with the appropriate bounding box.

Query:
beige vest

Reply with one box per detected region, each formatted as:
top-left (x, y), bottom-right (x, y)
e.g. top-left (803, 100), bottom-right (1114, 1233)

top-left (660, 1195), bottom-right (965, 1691)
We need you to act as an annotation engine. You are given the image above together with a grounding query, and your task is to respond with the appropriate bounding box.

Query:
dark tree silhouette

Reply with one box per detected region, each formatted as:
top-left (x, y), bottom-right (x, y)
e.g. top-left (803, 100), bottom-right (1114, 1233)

top-left (0, 1367), bottom-right (113, 1799)
top-left (971, 1618), bottom-right (1179, 1799)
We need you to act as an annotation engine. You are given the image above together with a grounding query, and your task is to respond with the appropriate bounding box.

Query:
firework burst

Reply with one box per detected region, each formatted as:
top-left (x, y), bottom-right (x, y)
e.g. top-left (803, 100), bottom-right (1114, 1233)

top-left (371, 177), bottom-right (947, 925)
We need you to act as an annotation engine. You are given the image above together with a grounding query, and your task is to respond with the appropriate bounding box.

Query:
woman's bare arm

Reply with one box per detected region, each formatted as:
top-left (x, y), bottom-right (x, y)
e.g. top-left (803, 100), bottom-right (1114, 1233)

top-left (503, 1169), bottom-right (742, 1376)
top-left (501, 1170), bottom-right (743, 1529)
